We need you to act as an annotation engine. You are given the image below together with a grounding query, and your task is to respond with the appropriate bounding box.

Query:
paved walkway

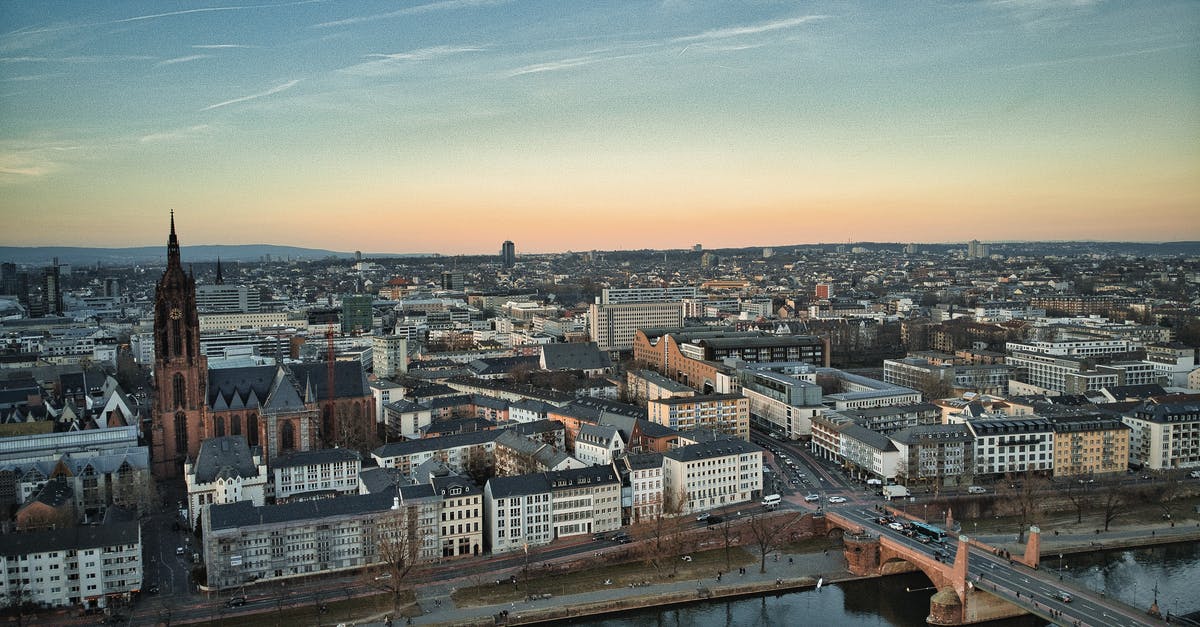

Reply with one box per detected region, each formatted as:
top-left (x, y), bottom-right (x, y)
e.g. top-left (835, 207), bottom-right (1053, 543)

top-left (352, 548), bottom-right (850, 626)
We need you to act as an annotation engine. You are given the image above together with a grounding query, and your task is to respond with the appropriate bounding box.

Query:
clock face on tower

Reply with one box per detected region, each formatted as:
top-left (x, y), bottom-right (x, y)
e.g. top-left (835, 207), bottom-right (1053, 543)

top-left (170, 307), bottom-right (182, 320)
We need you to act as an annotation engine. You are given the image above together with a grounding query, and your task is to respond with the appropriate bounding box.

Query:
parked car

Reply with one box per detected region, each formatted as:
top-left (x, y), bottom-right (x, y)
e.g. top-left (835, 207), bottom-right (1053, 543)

top-left (175, 546), bottom-right (185, 555)
top-left (696, 512), bottom-right (710, 522)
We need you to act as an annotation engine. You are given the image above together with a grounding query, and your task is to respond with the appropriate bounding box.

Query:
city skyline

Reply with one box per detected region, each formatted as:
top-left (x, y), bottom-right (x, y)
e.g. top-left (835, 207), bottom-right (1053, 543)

top-left (2, 1), bottom-right (1198, 253)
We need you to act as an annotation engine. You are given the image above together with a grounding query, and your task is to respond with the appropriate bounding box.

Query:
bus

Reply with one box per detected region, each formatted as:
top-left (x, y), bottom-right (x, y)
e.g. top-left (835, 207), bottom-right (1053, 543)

top-left (761, 494), bottom-right (782, 509)
top-left (910, 521), bottom-right (946, 542)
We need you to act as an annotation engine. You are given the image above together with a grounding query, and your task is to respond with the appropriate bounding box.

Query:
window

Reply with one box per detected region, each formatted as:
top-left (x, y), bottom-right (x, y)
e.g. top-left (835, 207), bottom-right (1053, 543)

top-left (173, 373), bottom-right (187, 409)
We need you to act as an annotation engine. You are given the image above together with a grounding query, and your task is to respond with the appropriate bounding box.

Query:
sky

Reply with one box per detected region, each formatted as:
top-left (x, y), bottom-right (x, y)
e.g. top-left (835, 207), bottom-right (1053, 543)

top-left (1, 1), bottom-right (1198, 254)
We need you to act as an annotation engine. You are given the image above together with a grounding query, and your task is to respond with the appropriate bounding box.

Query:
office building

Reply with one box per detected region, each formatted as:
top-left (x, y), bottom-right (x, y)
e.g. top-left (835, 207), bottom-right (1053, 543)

top-left (500, 241), bottom-right (515, 268)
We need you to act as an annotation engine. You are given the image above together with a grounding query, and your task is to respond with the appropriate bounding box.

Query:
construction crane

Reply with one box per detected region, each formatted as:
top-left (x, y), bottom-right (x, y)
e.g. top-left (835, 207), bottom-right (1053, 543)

top-left (325, 327), bottom-right (336, 444)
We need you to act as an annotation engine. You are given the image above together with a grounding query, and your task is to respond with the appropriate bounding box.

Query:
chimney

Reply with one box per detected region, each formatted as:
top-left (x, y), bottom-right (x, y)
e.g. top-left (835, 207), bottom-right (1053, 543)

top-left (392, 496), bottom-right (400, 510)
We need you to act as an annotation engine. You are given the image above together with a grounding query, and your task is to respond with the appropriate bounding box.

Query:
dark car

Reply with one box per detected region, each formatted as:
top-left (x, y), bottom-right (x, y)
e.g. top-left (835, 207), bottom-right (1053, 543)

top-left (225, 596), bottom-right (246, 608)
top-left (147, 584), bottom-right (159, 594)
top-left (706, 515), bottom-right (722, 525)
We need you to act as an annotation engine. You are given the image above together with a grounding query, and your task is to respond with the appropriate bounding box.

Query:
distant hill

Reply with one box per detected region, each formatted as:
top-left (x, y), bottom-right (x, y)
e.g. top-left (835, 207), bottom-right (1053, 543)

top-left (0, 245), bottom-right (353, 266)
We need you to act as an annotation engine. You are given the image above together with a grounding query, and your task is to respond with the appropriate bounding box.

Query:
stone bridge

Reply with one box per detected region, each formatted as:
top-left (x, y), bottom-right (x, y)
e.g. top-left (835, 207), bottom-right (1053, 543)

top-left (822, 511), bottom-right (1036, 625)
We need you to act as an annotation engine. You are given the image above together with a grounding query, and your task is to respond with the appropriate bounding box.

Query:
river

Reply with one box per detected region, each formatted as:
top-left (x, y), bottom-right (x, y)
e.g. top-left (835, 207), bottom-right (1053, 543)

top-left (568, 541), bottom-right (1200, 626)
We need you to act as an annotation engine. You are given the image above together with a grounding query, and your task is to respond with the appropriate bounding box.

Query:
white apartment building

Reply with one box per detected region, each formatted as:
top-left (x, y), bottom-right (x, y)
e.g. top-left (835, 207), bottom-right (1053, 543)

top-left (484, 474), bottom-right (554, 554)
top-left (199, 312), bottom-right (300, 332)
top-left (956, 417), bottom-right (1055, 476)
top-left (662, 438), bottom-right (762, 515)
top-left (839, 424), bottom-right (901, 482)
top-left (196, 284), bottom-right (260, 313)
top-left (431, 475), bottom-right (484, 558)
top-left (600, 286), bottom-right (699, 304)
top-left (202, 492), bottom-right (418, 588)
top-left (548, 466), bottom-right (622, 539)
top-left (620, 453), bottom-right (664, 523)
top-left (588, 301), bottom-right (684, 353)
top-left (1123, 402), bottom-right (1200, 470)
top-left (0, 518), bottom-right (142, 610)
top-left (272, 448), bottom-right (361, 503)
top-left (739, 369), bottom-right (825, 438)
top-left (574, 424), bottom-right (625, 466)
top-left (380, 399), bottom-right (433, 440)
top-left (371, 430), bottom-right (498, 478)
top-left (1005, 339), bottom-right (1134, 357)
top-left (372, 334), bottom-right (409, 378)
top-left (184, 436), bottom-right (267, 530)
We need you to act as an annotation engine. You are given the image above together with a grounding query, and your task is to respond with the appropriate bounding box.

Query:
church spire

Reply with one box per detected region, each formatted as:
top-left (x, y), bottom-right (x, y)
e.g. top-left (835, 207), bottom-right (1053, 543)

top-left (167, 210), bottom-right (181, 267)
top-left (215, 257), bottom-right (224, 285)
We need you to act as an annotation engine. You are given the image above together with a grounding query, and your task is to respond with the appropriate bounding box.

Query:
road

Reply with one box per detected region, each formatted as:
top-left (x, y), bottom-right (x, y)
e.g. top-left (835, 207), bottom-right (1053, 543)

top-left (836, 507), bottom-right (1167, 627)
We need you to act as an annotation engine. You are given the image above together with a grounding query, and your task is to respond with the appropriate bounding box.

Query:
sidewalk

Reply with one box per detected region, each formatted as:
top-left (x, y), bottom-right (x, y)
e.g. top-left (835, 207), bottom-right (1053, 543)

top-left (385, 547), bottom-right (851, 626)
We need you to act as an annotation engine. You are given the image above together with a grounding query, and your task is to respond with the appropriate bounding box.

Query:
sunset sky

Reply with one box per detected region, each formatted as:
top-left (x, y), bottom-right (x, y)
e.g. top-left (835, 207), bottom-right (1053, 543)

top-left (1, 1), bottom-right (1197, 254)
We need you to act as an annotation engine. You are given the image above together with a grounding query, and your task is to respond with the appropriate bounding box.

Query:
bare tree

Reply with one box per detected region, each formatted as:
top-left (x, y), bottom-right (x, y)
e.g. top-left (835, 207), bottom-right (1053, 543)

top-left (630, 489), bottom-right (687, 577)
top-left (1060, 479), bottom-right (1089, 524)
top-left (1099, 481), bottom-right (1129, 532)
top-left (994, 471), bottom-right (1048, 543)
top-left (715, 515), bottom-right (738, 572)
top-left (363, 505), bottom-right (424, 615)
top-left (745, 512), bottom-right (801, 574)
top-left (1137, 471), bottom-right (1181, 523)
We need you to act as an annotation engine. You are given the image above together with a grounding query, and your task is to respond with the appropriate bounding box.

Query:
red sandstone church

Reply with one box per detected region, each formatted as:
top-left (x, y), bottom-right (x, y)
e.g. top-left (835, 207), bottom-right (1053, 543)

top-left (150, 214), bottom-right (374, 478)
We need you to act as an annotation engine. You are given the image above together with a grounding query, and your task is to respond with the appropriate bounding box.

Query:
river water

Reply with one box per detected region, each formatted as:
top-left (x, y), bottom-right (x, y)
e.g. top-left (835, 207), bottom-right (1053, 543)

top-left (569, 541), bottom-right (1200, 626)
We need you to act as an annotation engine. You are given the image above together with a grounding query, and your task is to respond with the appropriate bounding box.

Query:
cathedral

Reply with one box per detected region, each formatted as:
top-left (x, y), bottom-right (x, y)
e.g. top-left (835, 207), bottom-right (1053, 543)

top-left (151, 214), bottom-right (374, 478)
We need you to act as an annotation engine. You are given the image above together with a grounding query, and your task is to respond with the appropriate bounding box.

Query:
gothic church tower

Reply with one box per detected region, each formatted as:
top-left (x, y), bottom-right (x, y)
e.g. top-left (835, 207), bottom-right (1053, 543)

top-left (152, 213), bottom-right (208, 478)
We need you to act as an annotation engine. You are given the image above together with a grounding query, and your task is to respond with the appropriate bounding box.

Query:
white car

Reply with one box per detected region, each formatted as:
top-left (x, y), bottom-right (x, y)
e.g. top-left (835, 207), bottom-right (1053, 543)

top-left (827, 496), bottom-right (847, 504)
top-left (804, 494), bottom-right (820, 502)
top-left (696, 512), bottom-right (710, 522)
top-left (888, 522), bottom-right (905, 531)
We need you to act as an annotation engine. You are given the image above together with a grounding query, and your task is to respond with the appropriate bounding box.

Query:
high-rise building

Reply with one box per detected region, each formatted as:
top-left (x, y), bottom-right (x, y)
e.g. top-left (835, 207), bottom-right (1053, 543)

top-left (341, 294), bottom-right (374, 333)
top-left (372, 335), bottom-right (408, 378)
top-left (588, 301), bottom-right (684, 353)
top-left (196, 284), bottom-right (261, 313)
top-left (440, 271), bottom-right (465, 291)
top-left (42, 261), bottom-right (63, 317)
top-left (500, 240), bottom-right (516, 268)
top-left (815, 283), bottom-right (833, 300)
top-left (152, 212), bottom-right (209, 478)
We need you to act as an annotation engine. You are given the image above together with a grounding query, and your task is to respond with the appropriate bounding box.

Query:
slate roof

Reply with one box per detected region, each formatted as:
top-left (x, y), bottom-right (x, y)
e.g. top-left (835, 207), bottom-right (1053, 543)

top-left (467, 356), bottom-right (539, 377)
top-left (547, 465), bottom-right (618, 489)
top-left (192, 436), bottom-right (259, 483)
top-left (430, 474), bottom-right (479, 498)
top-left (209, 491), bottom-right (397, 531)
top-left (358, 466), bottom-right (407, 494)
top-left (208, 362), bottom-right (369, 411)
top-left (839, 424), bottom-right (898, 452)
top-left (0, 520), bottom-right (140, 558)
top-left (540, 343), bottom-right (611, 371)
top-left (621, 452), bottom-right (664, 472)
top-left (271, 447), bottom-right (360, 470)
top-left (32, 476), bottom-right (73, 507)
top-left (486, 473), bottom-right (552, 499)
top-left (663, 438), bottom-right (758, 462)
top-left (372, 429), bottom-right (500, 459)
top-left (888, 424), bottom-right (973, 445)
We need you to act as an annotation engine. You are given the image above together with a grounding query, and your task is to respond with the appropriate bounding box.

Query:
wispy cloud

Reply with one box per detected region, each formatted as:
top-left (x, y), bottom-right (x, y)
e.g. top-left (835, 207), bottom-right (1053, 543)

top-left (0, 141), bottom-right (82, 182)
top-left (202, 79), bottom-right (301, 111)
top-left (139, 125), bottom-right (211, 143)
top-left (192, 44), bottom-right (256, 49)
top-left (314, 0), bottom-right (509, 29)
top-left (673, 15), bottom-right (828, 43)
top-left (506, 53), bottom-right (637, 78)
top-left (154, 54), bottom-right (212, 68)
top-left (111, 0), bottom-right (322, 25)
top-left (1, 55), bottom-right (155, 64)
top-left (341, 45), bottom-right (485, 75)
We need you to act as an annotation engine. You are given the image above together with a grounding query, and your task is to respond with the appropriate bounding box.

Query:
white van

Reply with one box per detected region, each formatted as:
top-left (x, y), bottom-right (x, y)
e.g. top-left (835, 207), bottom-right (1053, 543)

top-left (967, 486), bottom-right (987, 494)
top-left (761, 494), bottom-right (782, 509)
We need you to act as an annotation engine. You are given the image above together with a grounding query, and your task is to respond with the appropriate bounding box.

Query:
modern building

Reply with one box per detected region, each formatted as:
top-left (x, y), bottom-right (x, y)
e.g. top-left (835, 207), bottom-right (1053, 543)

top-left (1123, 401), bottom-right (1200, 470)
top-left (739, 368), bottom-right (825, 438)
top-left (646, 394), bottom-right (749, 441)
top-left (272, 448), bottom-right (362, 503)
top-left (341, 294), bottom-right (374, 333)
top-left (617, 452), bottom-right (664, 524)
top-left (588, 302), bottom-right (684, 353)
top-left (372, 335), bottom-right (408, 378)
top-left (888, 424), bottom-right (975, 489)
top-left (661, 437), bottom-right (762, 515)
top-left (599, 286), bottom-right (699, 304)
top-left (0, 510), bottom-right (142, 610)
top-left (625, 369), bottom-right (696, 404)
top-left (483, 474), bottom-right (553, 554)
top-left (500, 241), bottom-right (516, 268)
top-left (196, 283), bottom-right (261, 314)
top-left (956, 417), bottom-right (1055, 477)
top-left (202, 492), bottom-right (416, 589)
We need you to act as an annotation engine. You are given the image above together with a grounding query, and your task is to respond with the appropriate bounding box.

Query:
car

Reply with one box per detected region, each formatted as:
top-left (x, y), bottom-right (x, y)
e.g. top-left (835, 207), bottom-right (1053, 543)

top-left (617, 538), bottom-right (632, 544)
top-left (696, 512), bottom-right (710, 522)
top-left (706, 515), bottom-right (722, 525)
top-left (804, 494), bottom-right (820, 502)
top-left (827, 496), bottom-right (847, 504)
top-left (175, 546), bottom-right (185, 555)
top-left (888, 522), bottom-right (905, 531)
top-left (1052, 591), bottom-right (1072, 603)
top-left (146, 584), bottom-right (159, 594)
top-left (225, 596), bottom-right (246, 608)
top-left (681, 555), bottom-right (693, 562)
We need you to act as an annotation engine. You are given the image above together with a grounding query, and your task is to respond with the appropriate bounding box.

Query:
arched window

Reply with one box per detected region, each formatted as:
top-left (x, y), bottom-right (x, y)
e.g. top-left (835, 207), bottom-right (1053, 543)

top-left (214, 416), bottom-right (225, 437)
top-left (173, 373), bottom-right (187, 409)
top-left (174, 411), bottom-right (188, 458)
top-left (281, 421), bottom-right (295, 451)
top-left (231, 415), bottom-right (242, 436)
top-left (247, 414), bottom-right (259, 447)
